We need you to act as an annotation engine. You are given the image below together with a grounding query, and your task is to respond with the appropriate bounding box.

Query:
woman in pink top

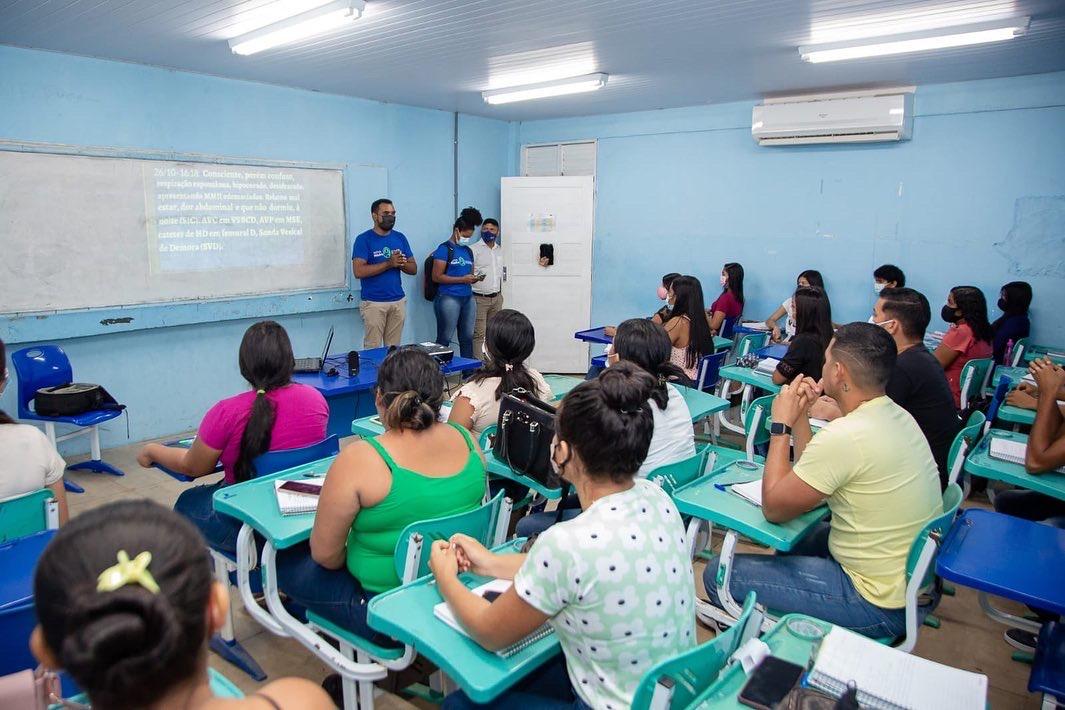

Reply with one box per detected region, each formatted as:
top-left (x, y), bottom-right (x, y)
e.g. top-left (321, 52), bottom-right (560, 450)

top-left (934, 286), bottom-right (994, 408)
top-left (708, 262), bottom-right (745, 337)
top-left (138, 321), bottom-right (328, 554)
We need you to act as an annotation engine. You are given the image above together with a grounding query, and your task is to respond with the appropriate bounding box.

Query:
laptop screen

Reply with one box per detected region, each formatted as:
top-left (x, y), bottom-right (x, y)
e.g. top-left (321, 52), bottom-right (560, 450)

top-left (321, 326), bottom-right (335, 364)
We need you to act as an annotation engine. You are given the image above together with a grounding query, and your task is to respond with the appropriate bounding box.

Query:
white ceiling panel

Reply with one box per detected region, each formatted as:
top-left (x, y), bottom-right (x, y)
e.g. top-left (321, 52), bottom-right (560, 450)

top-left (1, 0), bottom-right (1063, 120)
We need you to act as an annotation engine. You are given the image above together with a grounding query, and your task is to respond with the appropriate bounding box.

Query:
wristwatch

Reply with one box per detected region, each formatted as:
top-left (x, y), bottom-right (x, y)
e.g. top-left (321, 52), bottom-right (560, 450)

top-left (769, 422), bottom-right (792, 437)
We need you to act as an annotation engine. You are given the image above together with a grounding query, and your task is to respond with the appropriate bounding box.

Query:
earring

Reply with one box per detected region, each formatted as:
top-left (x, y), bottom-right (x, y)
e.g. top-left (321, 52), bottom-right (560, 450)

top-left (842, 383), bottom-right (850, 392)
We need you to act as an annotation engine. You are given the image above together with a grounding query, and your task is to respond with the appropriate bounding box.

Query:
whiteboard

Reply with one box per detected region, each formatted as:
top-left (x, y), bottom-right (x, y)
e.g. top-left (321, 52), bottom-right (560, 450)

top-left (0, 149), bottom-right (347, 314)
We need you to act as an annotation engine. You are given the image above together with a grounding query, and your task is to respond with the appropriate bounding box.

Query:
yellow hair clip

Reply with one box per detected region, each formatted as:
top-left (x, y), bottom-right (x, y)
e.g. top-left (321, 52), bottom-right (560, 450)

top-left (96, 550), bottom-right (160, 595)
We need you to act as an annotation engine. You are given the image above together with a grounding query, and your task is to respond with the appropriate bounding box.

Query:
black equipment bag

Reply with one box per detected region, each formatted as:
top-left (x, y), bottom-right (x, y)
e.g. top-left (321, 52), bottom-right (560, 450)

top-left (34, 383), bottom-right (125, 417)
top-left (493, 387), bottom-right (557, 487)
top-left (423, 241), bottom-right (455, 301)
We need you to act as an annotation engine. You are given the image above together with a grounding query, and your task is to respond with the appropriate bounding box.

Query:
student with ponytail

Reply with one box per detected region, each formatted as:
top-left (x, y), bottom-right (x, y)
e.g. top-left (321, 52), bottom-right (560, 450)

top-left (275, 346), bottom-right (486, 638)
top-left (138, 321), bottom-right (327, 554)
top-left (449, 309), bottom-right (552, 436)
top-left (429, 363), bottom-right (695, 710)
top-left (32, 500), bottom-right (332, 710)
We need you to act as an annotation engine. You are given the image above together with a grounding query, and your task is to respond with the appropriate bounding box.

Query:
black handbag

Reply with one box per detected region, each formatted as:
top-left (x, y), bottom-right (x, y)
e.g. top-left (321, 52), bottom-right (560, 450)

top-left (34, 383), bottom-right (125, 417)
top-left (493, 388), bottom-right (557, 487)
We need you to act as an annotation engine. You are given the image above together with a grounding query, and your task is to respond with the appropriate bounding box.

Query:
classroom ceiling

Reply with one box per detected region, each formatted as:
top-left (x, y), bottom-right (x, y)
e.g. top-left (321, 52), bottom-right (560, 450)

top-left (2, 0), bottom-right (1064, 120)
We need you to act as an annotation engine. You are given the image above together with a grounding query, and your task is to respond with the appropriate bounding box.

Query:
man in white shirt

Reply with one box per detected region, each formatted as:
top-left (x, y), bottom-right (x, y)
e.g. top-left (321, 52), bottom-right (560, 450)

top-left (471, 218), bottom-right (504, 360)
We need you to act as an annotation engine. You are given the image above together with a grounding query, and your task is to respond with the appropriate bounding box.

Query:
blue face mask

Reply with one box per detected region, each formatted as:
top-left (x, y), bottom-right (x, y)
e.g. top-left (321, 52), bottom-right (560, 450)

top-left (482, 231), bottom-right (498, 243)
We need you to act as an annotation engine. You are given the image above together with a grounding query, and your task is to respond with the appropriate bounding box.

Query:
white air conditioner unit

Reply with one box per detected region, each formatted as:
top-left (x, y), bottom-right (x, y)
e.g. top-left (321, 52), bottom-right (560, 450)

top-left (752, 91), bottom-right (914, 146)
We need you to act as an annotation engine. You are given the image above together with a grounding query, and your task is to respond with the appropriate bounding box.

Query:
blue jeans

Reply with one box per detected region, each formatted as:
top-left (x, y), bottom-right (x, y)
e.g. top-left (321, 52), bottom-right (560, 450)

top-left (174, 482), bottom-right (241, 557)
top-left (274, 543), bottom-right (400, 648)
top-left (702, 523), bottom-right (907, 640)
top-left (442, 653), bottom-right (589, 709)
top-left (435, 293), bottom-right (476, 359)
top-left (515, 492), bottom-right (582, 538)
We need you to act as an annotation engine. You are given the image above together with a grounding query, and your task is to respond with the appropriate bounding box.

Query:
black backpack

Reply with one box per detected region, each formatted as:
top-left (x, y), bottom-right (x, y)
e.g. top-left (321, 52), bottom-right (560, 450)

top-left (423, 241), bottom-right (454, 301)
top-left (34, 383), bottom-right (125, 417)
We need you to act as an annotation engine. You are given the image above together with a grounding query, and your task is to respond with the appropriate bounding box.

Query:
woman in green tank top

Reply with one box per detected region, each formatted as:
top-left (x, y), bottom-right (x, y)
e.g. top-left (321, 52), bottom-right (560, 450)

top-left (275, 347), bottom-right (486, 642)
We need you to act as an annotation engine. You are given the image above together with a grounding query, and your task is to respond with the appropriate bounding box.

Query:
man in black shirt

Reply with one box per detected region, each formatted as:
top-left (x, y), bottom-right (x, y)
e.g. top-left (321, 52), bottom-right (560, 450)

top-left (875, 288), bottom-right (962, 488)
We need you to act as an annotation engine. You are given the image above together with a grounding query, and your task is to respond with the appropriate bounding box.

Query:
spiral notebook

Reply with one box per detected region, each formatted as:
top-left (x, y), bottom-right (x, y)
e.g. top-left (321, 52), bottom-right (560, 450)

top-left (273, 479), bottom-right (323, 516)
top-left (433, 579), bottom-right (555, 658)
top-left (989, 437), bottom-right (1065, 473)
top-left (809, 627), bottom-right (986, 710)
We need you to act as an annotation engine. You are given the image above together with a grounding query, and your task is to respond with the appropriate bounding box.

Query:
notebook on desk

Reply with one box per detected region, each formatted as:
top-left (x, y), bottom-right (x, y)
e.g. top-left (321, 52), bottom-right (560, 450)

top-left (989, 437), bottom-right (1065, 473)
top-left (808, 626), bottom-right (986, 710)
top-left (726, 480), bottom-right (763, 507)
top-left (274, 478), bottom-right (323, 516)
top-left (433, 579), bottom-right (554, 658)
top-left (753, 358), bottom-right (779, 376)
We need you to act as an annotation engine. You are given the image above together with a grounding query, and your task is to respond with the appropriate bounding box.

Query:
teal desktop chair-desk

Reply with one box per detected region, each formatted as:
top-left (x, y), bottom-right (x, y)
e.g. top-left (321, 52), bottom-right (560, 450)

top-left (0, 488), bottom-right (60, 544)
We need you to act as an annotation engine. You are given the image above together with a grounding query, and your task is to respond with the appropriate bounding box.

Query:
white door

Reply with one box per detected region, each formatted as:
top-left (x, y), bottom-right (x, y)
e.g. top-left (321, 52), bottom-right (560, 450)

top-left (501, 176), bottom-right (594, 373)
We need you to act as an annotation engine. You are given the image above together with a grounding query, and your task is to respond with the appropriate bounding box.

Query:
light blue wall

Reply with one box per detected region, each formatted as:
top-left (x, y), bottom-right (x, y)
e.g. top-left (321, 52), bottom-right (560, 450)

top-left (0, 46), bottom-right (512, 451)
top-left (518, 71), bottom-right (1065, 344)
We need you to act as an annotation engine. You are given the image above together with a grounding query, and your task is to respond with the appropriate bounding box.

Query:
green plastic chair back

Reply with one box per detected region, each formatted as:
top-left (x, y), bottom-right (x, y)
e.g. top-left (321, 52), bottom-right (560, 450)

top-left (0, 489), bottom-right (57, 544)
top-left (392, 490), bottom-right (506, 582)
top-left (743, 394), bottom-right (775, 459)
top-left (734, 332), bottom-right (769, 359)
top-left (647, 449), bottom-right (711, 495)
top-left (631, 592), bottom-right (759, 710)
top-left (905, 483), bottom-right (963, 587)
top-left (946, 417), bottom-right (984, 487)
top-left (958, 357), bottom-right (993, 410)
top-left (1010, 337), bottom-right (1030, 366)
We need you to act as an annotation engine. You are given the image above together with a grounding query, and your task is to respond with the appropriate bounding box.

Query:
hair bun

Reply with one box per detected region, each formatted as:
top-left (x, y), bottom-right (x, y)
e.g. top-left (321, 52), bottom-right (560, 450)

top-left (597, 362), bottom-right (655, 414)
top-left (61, 587), bottom-right (181, 699)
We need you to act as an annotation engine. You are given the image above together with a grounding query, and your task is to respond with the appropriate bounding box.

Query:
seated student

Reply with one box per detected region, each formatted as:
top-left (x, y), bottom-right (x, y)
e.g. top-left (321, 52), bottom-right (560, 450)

top-left (704, 324), bottom-right (942, 639)
top-left (275, 347), bottom-right (486, 638)
top-left (765, 269), bottom-right (824, 342)
top-left (601, 272), bottom-right (682, 340)
top-left (450, 309), bottom-right (551, 437)
top-left (31, 500), bottom-right (332, 710)
top-left (708, 262), bottom-right (745, 336)
top-left (878, 288), bottom-right (961, 488)
top-left (772, 287), bottom-right (832, 385)
top-left (137, 321), bottom-right (328, 556)
top-left (429, 363), bottom-right (695, 710)
top-left (515, 319), bottom-right (697, 537)
top-left (873, 264), bottom-right (905, 293)
top-left (663, 275), bottom-right (716, 381)
top-left (991, 280), bottom-right (1032, 365)
top-left (934, 286), bottom-right (994, 408)
top-left (0, 339), bottom-right (69, 524)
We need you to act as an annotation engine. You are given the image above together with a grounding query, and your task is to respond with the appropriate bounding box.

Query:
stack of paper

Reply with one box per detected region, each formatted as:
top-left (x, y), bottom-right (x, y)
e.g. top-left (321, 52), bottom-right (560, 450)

top-left (753, 358), bottom-right (780, 376)
top-left (809, 627), bottom-right (987, 710)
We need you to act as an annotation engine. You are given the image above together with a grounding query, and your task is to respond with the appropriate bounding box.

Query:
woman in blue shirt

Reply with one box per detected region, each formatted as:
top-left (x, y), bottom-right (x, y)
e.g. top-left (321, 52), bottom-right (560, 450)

top-left (432, 207), bottom-right (483, 359)
top-left (991, 281), bottom-right (1032, 365)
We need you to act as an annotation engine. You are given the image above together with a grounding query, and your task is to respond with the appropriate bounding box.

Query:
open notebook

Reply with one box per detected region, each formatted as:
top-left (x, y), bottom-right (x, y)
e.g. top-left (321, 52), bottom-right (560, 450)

top-left (433, 579), bottom-right (554, 658)
top-left (989, 437), bottom-right (1065, 474)
top-left (809, 627), bottom-right (987, 710)
top-left (726, 480), bottom-right (763, 507)
top-left (273, 479), bottom-right (324, 516)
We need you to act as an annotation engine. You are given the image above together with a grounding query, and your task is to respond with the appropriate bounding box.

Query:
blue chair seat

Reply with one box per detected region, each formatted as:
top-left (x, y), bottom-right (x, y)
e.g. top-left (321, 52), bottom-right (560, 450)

top-left (306, 610), bottom-right (406, 661)
top-left (1030, 621), bottom-right (1065, 702)
top-left (20, 407), bottom-right (123, 428)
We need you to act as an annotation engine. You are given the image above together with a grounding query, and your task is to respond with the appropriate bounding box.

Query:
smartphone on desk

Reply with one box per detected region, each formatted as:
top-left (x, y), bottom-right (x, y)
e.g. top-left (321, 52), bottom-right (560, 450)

top-left (738, 656), bottom-right (804, 709)
top-left (278, 480), bottom-right (323, 497)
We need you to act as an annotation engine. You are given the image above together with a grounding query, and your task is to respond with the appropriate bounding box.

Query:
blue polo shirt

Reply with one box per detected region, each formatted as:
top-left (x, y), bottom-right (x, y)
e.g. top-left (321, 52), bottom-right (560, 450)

top-left (352, 229), bottom-right (412, 303)
top-left (432, 241), bottom-right (474, 298)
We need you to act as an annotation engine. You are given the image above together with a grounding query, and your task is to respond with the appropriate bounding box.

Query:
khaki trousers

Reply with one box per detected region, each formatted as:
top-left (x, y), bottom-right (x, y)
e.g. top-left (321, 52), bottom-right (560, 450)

top-left (360, 298), bottom-right (406, 348)
top-left (473, 293), bottom-right (504, 360)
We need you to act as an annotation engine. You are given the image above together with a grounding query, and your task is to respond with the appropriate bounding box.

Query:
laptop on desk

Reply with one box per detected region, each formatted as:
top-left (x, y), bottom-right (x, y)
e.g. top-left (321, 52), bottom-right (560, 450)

top-left (294, 326), bottom-right (334, 373)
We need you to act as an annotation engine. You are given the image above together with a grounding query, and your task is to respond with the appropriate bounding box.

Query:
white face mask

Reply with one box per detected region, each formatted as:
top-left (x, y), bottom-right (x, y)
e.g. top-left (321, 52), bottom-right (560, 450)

top-left (720, 275), bottom-right (728, 287)
top-left (867, 315), bottom-right (876, 323)
top-left (873, 282), bottom-right (886, 294)
top-left (873, 318), bottom-right (895, 330)
top-left (481, 342), bottom-right (491, 361)
top-left (458, 237), bottom-right (473, 246)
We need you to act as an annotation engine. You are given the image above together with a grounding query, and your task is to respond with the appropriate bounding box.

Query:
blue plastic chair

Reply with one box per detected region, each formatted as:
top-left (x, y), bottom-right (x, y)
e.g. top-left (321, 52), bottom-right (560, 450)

top-left (694, 351), bottom-right (728, 392)
top-left (0, 530), bottom-right (56, 676)
top-left (252, 435), bottom-right (340, 477)
top-left (1029, 622), bottom-right (1065, 709)
top-left (984, 376), bottom-right (1011, 433)
top-left (208, 435), bottom-right (340, 681)
top-left (10, 346), bottom-right (125, 493)
top-left (721, 316), bottom-right (738, 340)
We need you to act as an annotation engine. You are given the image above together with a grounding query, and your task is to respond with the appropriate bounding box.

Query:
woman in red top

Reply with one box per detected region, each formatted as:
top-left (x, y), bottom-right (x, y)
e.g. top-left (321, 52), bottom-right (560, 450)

top-left (934, 285), bottom-right (993, 408)
top-left (708, 262), bottom-right (745, 336)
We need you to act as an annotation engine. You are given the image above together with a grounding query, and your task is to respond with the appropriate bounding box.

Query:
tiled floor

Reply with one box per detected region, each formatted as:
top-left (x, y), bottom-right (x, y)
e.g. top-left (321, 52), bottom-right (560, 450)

top-left (61, 432), bottom-right (1047, 709)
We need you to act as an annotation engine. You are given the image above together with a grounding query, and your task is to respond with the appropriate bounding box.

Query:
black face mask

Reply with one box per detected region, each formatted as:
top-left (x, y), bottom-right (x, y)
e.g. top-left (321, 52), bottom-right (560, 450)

top-left (997, 297), bottom-right (1008, 312)
top-left (378, 215), bottom-right (396, 230)
top-left (941, 305), bottom-right (960, 323)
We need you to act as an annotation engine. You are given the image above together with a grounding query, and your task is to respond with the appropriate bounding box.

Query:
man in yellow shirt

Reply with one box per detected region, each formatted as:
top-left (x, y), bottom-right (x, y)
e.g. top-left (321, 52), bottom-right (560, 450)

top-left (703, 323), bottom-right (942, 639)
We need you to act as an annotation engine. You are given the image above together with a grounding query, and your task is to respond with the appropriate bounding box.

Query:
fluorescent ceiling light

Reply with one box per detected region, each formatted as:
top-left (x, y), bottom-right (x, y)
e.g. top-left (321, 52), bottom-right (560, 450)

top-left (482, 73), bottom-right (608, 105)
top-left (229, 0), bottom-right (365, 56)
top-left (799, 17), bottom-right (1028, 63)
